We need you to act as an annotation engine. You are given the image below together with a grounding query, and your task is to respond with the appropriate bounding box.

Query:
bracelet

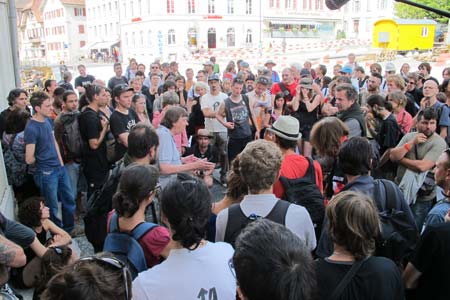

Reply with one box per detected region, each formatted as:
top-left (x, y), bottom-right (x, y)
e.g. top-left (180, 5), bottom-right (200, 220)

top-left (404, 143), bottom-right (411, 152)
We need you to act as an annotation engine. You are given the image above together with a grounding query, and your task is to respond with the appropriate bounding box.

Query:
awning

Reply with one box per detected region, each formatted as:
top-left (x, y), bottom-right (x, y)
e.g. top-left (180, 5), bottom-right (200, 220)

top-left (81, 40), bottom-right (119, 51)
top-left (270, 20), bottom-right (321, 26)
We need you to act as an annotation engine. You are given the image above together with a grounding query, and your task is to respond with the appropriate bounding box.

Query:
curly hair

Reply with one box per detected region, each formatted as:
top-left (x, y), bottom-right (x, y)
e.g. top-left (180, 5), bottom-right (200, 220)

top-left (327, 191), bottom-right (380, 260)
top-left (239, 140), bottom-right (282, 194)
top-left (18, 196), bottom-right (44, 228)
top-left (4, 109), bottom-right (30, 134)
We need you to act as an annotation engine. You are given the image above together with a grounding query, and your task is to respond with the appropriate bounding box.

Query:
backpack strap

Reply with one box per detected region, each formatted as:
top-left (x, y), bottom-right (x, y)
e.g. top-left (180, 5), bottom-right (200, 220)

top-left (304, 157), bottom-right (316, 184)
top-left (224, 204), bottom-right (249, 244)
top-left (242, 94), bottom-right (257, 132)
top-left (329, 257), bottom-right (369, 300)
top-left (224, 98), bottom-right (233, 124)
top-left (373, 179), bottom-right (397, 212)
top-left (109, 212), bottom-right (119, 233)
top-left (265, 200), bottom-right (291, 225)
top-left (131, 221), bottom-right (158, 241)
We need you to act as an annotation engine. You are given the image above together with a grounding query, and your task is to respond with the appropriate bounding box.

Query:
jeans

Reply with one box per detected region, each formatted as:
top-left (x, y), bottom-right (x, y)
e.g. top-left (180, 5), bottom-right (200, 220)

top-left (34, 166), bottom-right (75, 232)
top-left (65, 162), bottom-right (80, 201)
top-left (410, 200), bottom-right (433, 232)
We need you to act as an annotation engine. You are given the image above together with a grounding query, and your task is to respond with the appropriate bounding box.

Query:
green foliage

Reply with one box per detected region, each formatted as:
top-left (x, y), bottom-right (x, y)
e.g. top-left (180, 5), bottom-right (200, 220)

top-left (395, 0), bottom-right (449, 24)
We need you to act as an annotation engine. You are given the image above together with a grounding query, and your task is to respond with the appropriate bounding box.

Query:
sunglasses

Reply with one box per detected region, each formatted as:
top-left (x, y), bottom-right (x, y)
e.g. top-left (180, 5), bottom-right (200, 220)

top-left (77, 256), bottom-right (130, 300)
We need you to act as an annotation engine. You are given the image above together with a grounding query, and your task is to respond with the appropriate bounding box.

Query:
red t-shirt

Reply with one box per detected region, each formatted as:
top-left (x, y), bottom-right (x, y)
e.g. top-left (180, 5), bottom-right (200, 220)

top-left (107, 210), bottom-right (171, 268)
top-left (270, 81), bottom-right (298, 99)
top-left (273, 154), bottom-right (324, 199)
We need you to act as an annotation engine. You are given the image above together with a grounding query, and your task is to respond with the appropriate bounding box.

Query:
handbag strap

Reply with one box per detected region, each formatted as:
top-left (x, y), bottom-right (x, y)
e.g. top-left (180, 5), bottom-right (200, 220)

top-left (329, 257), bottom-right (369, 300)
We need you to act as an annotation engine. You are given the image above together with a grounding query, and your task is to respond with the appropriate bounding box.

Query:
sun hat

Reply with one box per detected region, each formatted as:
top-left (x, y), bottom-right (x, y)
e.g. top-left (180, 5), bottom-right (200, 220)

top-left (266, 116), bottom-right (302, 141)
top-left (265, 60), bottom-right (277, 66)
top-left (196, 129), bottom-right (213, 138)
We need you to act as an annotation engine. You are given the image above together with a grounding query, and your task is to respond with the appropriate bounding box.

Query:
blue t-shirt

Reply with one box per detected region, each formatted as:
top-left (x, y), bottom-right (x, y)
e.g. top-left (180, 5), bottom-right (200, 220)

top-left (24, 118), bottom-right (61, 171)
top-left (156, 125), bottom-right (181, 188)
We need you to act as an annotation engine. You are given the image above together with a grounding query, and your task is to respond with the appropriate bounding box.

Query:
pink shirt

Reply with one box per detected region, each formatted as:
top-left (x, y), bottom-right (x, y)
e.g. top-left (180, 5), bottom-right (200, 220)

top-left (396, 108), bottom-right (413, 134)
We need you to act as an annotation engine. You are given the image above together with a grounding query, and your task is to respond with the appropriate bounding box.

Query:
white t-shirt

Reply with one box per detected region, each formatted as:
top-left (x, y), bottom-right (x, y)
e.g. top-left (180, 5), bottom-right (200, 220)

top-left (215, 194), bottom-right (317, 251)
top-left (200, 92), bottom-right (228, 133)
top-left (132, 242), bottom-right (236, 300)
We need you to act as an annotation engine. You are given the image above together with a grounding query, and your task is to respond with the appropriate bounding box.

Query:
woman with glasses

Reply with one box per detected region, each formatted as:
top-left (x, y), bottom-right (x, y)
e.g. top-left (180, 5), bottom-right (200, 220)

top-left (107, 164), bottom-right (171, 270)
top-left (133, 173), bottom-right (236, 300)
top-left (42, 253), bottom-right (132, 300)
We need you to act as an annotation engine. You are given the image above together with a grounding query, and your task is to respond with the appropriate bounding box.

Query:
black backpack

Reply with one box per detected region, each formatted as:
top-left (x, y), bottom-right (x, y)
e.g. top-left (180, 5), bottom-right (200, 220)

top-left (279, 158), bottom-right (325, 240)
top-left (59, 112), bottom-right (83, 161)
top-left (84, 160), bottom-right (124, 250)
top-left (103, 212), bottom-right (157, 279)
top-left (224, 200), bottom-right (291, 248)
top-left (373, 179), bottom-right (418, 265)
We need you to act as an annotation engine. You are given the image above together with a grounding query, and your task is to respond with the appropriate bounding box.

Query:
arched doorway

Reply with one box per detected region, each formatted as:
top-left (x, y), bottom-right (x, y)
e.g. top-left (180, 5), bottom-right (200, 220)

top-left (207, 27), bottom-right (216, 48)
top-left (227, 28), bottom-right (235, 47)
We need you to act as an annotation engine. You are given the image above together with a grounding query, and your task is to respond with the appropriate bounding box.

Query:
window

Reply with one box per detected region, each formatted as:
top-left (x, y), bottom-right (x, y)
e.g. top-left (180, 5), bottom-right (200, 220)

top-left (315, 0), bottom-right (321, 9)
top-left (80, 41), bottom-right (86, 47)
top-left (79, 25), bottom-right (85, 34)
top-left (285, 0), bottom-right (292, 8)
top-left (103, 4), bottom-right (106, 16)
top-left (132, 32), bottom-right (136, 47)
top-left (131, 1), bottom-right (134, 16)
top-left (109, 2), bottom-right (112, 15)
top-left (269, 0), bottom-right (274, 7)
top-left (422, 27), bottom-right (429, 37)
top-left (167, 0), bottom-right (174, 13)
top-left (147, 0), bottom-right (151, 14)
top-left (115, 1), bottom-right (118, 13)
top-left (227, 0), bottom-right (234, 13)
top-left (208, 0), bottom-right (215, 13)
top-left (123, 2), bottom-right (127, 17)
top-left (246, 0), bottom-right (252, 14)
top-left (140, 31), bottom-right (144, 46)
top-left (353, 0), bottom-right (360, 12)
top-left (168, 29), bottom-right (175, 45)
top-left (125, 32), bottom-right (129, 46)
top-left (353, 20), bottom-right (359, 33)
top-left (188, 28), bottom-right (197, 46)
top-left (147, 30), bottom-right (152, 46)
top-left (138, 0), bottom-right (142, 13)
top-left (246, 29), bottom-right (252, 44)
top-left (227, 28), bottom-right (235, 47)
top-left (188, 0), bottom-right (195, 13)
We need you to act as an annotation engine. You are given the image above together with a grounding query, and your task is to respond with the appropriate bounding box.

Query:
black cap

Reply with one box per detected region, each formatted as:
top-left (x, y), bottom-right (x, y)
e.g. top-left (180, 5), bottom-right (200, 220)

top-left (256, 76), bottom-right (269, 86)
top-left (113, 84), bottom-right (133, 98)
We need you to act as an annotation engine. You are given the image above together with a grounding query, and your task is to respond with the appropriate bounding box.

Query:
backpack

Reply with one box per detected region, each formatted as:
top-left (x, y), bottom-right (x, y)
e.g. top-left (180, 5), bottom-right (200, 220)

top-left (3, 134), bottom-right (27, 187)
top-left (59, 112), bottom-right (83, 161)
top-left (373, 179), bottom-right (418, 265)
top-left (279, 158), bottom-right (325, 240)
top-left (224, 200), bottom-right (291, 248)
top-left (103, 212), bottom-right (157, 279)
top-left (84, 160), bottom-right (124, 250)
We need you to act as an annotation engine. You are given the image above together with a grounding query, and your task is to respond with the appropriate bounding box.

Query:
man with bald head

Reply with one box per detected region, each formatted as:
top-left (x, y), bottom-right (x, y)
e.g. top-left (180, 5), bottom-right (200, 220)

top-left (420, 79), bottom-right (449, 140)
top-left (270, 68), bottom-right (298, 113)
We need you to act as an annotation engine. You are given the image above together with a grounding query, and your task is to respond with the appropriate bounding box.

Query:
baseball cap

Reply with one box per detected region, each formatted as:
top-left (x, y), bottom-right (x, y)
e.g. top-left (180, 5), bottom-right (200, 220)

top-left (208, 73), bottom-right (220, 82)
top-left (256, 76), bottom-right (269, 86)
top-left (246, 74), bottom-right (256, 82)
top-left (113, 84), bottom-right (134, 98)
top-left (339, 66), bottom-right (353, 74)
top-left (240, 61), bottom-right (250, 68)
top-left (385, 62), bottom-right (396, 72)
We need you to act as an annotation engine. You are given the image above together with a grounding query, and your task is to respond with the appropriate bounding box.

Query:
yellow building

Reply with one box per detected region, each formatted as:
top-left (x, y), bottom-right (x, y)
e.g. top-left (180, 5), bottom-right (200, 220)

top-left (373, 19), bottom-right (436, 52)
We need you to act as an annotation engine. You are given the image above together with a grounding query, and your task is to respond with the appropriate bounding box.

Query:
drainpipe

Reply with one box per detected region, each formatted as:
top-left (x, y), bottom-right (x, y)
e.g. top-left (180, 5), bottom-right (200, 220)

top-left (8, 0), bottom-right (21, 87)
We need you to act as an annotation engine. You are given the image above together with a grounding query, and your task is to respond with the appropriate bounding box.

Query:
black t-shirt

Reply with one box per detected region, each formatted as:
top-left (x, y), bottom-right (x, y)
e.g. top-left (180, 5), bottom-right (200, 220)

top-left (74, 75), bottom-right (96, 89)
top-left (412, 222), bottom-right (450, 300)
top-left (314, 256), bottom-right (404, 300)
top-left (79, 107), bottom-right (109, 180)
top-left (377, 113), bottom-right (401, 155)
top-left (110, 109), bottom-right (137, 161)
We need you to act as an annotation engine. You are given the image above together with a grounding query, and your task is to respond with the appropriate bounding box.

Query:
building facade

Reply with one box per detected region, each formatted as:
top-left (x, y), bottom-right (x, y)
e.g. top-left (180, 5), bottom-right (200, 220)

top-left (17, 0), bottom-right (46, 66)
top-left (40, 0), bottom-right (87, 64)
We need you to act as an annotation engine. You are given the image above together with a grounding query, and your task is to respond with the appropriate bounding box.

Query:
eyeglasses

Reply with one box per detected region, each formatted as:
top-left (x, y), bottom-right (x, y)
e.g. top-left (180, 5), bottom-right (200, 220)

top-left (409, 81), bottom-right (415, 85)
top-left (77, 256), bottom-right (130, 300)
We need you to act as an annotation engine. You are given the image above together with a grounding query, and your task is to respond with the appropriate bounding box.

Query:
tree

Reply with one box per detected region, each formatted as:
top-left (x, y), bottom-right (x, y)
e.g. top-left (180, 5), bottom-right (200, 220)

top-left (395, 0), bottom-right (449, 24)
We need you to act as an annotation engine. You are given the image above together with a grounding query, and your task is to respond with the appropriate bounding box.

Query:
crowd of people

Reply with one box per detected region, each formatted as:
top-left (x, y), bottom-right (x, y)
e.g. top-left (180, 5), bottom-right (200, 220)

top-left (1, 53), bottom-right (450, 300)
